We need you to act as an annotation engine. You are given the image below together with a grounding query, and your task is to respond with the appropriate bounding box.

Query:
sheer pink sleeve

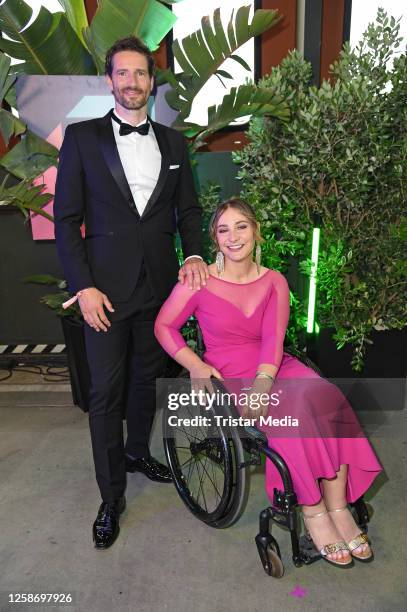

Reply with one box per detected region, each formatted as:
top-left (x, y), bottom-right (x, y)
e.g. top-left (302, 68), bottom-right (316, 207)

top-left (154, 282), bottom-right (200, 358)
top-left (258, 271), bottom-right (290, 370)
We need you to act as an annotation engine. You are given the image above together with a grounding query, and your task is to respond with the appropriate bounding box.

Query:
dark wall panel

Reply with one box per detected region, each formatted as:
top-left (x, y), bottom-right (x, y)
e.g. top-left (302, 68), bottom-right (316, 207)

top-left (304, 0), bottom-right (323, 86)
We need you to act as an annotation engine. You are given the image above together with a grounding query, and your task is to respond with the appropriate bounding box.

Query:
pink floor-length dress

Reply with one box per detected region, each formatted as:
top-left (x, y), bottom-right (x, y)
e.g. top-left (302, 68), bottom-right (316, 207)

top-left (154, 270), bottom-right (382, 505)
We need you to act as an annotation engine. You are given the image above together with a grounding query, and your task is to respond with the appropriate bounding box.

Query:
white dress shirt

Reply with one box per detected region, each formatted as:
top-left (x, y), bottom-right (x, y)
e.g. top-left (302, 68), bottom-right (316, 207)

top-left (111, 110), bottom-right (161, 217)
top-left (111, 109), bottom-right (202, 264)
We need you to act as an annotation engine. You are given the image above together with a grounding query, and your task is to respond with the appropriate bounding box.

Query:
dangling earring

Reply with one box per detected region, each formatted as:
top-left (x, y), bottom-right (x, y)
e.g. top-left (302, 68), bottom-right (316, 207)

top-left (216, 250), bottom-right (225, 276)
top-left (255, 243), bottom-right (261, 274)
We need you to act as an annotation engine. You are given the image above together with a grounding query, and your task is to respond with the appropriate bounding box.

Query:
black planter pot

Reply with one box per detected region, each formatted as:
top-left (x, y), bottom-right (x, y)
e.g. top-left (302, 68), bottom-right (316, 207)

top-left (307, 328), bottom-right (407, 378)
top-left (307, 328), bottom-right (407, 413)
top-left (60, 316), bottom-right (90, 412)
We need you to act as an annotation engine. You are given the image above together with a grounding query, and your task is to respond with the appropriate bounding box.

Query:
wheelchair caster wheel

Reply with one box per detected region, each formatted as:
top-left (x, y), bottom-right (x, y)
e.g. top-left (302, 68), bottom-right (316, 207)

top-left (256, 539), bottom-right (284, 578)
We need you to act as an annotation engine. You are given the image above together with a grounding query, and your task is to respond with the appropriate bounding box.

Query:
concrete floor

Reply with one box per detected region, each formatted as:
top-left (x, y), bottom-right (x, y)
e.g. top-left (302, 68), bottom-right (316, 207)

top-left (0, 369), bottom-right (406, 612)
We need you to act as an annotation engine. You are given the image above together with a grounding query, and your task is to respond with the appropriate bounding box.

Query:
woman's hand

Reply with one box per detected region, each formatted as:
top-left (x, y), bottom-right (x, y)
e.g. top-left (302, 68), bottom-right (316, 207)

top-left (189, 363), bottom-right (223, 399)
top-left (241, 377), bottom-right (273, 420)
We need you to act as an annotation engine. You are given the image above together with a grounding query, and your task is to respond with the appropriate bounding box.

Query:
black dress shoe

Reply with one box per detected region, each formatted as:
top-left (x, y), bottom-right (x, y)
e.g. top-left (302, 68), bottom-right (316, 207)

top-left (125, 456), bottom-right (173, 483)
top-left (92, 495), bottom-right (126, 549)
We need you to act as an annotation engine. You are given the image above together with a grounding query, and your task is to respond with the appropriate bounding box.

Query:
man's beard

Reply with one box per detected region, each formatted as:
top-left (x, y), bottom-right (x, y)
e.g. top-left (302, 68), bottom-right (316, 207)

top-left (112, 86), bottom-right (149, 110)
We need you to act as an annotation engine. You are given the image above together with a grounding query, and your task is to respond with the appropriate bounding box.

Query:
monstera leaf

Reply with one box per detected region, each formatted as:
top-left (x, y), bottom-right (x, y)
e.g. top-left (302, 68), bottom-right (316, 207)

top-left (0, 176), bottom-right (54, 220)
top-left (177, 84), bottom-right (290, 151)
top-left (0, 0), bottom-right (95, 74)
top-left (164, 6), bottom-right (281, 121)
top-left (83, 0), bottom-right (178, 73)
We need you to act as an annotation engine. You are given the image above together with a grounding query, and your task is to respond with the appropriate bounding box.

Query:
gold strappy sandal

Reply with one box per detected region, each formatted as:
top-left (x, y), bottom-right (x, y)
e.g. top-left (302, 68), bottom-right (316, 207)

top-left (328, 507), bottom-right (374, 563)
top-left (302, 510), bottom-right (353, 568)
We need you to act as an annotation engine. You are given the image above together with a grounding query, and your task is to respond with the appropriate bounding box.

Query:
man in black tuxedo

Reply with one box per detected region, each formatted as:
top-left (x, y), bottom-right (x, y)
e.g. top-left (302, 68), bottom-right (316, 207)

top-left (54, 36), bottom-right (208, 549)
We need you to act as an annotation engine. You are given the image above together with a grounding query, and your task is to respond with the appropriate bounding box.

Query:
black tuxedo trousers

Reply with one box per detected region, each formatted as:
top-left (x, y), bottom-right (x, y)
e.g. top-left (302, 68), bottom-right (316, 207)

top-left (85, 263), bottom-right (167, 503)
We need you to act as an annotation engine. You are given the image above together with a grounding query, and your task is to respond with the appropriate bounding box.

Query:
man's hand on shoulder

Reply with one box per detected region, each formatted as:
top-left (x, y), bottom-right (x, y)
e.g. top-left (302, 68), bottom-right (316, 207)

top-left (178, 257), bottom-right (209, 290)
top-left (78, 287), bottom-right (115, 332)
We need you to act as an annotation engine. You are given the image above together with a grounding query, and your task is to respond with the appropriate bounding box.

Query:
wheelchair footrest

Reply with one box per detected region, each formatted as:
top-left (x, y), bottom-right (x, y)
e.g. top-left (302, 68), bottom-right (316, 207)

top-left (298, 534), bottom-right (322, 564)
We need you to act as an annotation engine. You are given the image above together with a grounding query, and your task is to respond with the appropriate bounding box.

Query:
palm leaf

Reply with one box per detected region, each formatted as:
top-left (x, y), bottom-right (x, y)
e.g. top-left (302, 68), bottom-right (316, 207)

top-left (0, 108), bottom-right (26, 144)
top-left (83, 0), bottom-right (177, 74)
top-left (0, 131), bottom-right (58, 180)
top-left (229, 53), bottom-right (251, 71)
top-left (166, 6), bottom-right (281, 120)
top-left (0, 0), bottom-right (95, 74)
top-left (22, 274), bottom-right (66, 288)
top-left (57, 0), bottom-right (89, 47)
top-left (175, 84), bottom-right (290, 151)
top-left (0, 50), bottom-right (15, 102)
top-left (22, 276), bottom-right (80, 318)
top-left (0, 175), bottom-right (54, 220)
top-left (39, 291), bottom-right (81, 318)
top-left (0, 51), bottom-right (25, 143)
top-left (4, 83), bottom-right (16, 108)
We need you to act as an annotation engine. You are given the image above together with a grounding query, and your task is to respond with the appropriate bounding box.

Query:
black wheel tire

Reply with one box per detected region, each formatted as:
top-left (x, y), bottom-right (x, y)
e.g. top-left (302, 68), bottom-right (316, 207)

top-left (207, 428), bottom-right (248, 529)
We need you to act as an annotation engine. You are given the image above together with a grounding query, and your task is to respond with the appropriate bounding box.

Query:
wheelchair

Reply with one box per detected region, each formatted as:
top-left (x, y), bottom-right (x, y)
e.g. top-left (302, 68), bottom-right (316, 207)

top-left (161, 322), bottom-right (371, 578)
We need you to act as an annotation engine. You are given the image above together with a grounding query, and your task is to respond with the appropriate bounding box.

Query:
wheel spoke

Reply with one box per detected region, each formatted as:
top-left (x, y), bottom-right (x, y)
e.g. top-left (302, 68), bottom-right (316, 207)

top-left (184, 403), bottom-right (209, 439)
top-left (194, 457), bottom-right (209, 512)
top-left (209, 451), bottom-right (221, 505)
top-left (179, 455), bottom-right (195, 469)
top-left (172, 426), bottom-right (201, 443)
top-left (198, 455), bottom-right (223, 500)
top-left (185, 454), bottom-right (197, 486)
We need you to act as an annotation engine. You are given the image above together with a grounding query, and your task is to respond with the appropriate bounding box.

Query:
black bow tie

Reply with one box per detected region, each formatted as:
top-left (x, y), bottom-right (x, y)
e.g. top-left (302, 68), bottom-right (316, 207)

top-left (111, 112), bottom-right (150, 136)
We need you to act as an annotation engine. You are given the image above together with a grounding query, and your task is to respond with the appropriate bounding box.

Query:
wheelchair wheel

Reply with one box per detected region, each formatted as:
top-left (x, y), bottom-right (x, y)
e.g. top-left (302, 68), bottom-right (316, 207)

top-left (163, 404), bottom-right (247, 528)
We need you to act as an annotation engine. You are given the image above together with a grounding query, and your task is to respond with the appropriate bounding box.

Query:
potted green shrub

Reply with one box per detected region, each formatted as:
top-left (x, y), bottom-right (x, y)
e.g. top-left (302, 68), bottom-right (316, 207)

top-left (233, 9), bottom-right (406, 375)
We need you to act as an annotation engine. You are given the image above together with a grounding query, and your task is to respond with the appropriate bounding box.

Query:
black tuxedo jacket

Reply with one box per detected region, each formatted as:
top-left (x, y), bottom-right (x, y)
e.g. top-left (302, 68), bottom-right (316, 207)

top-left (53, 111), bottom-right (202, 302)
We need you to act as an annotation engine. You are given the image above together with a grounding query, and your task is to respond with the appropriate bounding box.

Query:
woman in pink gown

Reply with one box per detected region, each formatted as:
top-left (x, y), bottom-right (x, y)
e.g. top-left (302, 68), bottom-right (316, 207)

top-left (154, 198), bottom-right (382, 568)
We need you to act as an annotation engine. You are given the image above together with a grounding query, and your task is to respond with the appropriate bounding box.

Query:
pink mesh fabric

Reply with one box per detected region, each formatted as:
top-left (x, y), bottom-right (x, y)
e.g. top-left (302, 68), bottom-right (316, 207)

top-left (154, 270), bottom-right (290, 375)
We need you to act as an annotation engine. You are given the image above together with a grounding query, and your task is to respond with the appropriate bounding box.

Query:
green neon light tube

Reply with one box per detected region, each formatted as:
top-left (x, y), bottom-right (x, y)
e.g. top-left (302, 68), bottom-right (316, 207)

top-left (307, 227), bottom-right (320, 333)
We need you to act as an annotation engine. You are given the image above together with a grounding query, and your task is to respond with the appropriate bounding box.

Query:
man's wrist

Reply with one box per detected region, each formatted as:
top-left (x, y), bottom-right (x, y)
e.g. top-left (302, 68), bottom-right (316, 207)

top-left (78, 286), bottom-right (95, 292)
top-left (63, 286), bottom-right (95, 310)
top-left (183, 255), bottom-right (203, 264)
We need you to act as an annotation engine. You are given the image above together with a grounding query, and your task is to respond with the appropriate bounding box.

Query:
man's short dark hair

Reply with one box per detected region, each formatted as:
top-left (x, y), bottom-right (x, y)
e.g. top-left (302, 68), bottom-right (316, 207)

top-left (105, 36), bottom-right (155, 78)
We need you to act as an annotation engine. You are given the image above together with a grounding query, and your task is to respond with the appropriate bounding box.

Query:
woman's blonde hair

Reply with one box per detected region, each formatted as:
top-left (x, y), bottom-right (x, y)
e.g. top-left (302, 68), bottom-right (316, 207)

top-left (208, 198), bottom-right (263, 248)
